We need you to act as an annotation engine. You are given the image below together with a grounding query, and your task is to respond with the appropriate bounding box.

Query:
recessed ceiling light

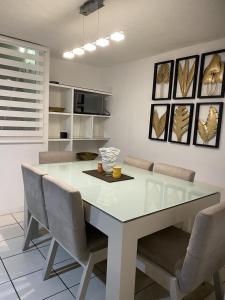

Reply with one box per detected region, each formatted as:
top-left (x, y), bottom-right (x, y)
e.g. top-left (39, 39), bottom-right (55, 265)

top-left (83, 43), bottom-right (96, 52)
top-left (63, 52), bottom-right (75, 59)
top-left (73, 48), bottom-right (85, 56)
top-left (110, 32), bottom-right (125, 42)
top-left (96, 38), bottom-right (110, 47)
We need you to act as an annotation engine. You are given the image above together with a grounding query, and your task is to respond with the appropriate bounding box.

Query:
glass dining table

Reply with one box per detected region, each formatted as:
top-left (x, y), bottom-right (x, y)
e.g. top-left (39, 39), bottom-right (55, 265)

top-left (34, 161), bottom-right (221, 300)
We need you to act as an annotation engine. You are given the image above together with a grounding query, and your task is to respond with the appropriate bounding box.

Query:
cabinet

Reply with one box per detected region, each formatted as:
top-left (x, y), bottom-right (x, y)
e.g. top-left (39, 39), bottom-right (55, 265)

top-left (48, 83), bottom-right (111, 153)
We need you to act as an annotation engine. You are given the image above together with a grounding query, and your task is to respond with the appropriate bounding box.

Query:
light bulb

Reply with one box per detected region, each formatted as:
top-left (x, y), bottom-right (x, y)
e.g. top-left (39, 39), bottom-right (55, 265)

top-left (110, 32), bottom-right (125, 42)
top-left (83, 43), bottom-right (96, 52)
top-left (73, 48), bottom-right (85, 56)
top-left (63, 52), bottom-right (74, 59)
top-left (96, 38), bottom-right (109, 47)
top-left (19, 47), bottom-right (26, 53)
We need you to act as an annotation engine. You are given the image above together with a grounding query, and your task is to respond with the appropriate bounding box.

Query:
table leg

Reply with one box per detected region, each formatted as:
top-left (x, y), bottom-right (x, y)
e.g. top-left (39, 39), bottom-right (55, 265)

top-left (105, 223), bottom-right (137, 300)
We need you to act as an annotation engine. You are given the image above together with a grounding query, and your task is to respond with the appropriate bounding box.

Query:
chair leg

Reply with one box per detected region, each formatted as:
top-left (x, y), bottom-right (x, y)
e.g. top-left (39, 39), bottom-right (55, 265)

top-left (42, 238), bottom-right (59, 280)
top-left (76, 254), bottom-right (95, 300)
top-left (213, 271), bottom-right (224, 300)
top-left (170, 278), bottom-right (183, 300)
top-left (22, 216), bottom-right (38, 251)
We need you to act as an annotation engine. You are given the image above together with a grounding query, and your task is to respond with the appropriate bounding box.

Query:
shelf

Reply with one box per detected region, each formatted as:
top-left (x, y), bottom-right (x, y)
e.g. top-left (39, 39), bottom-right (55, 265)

top-left (48, 83), bottom-right (111, 152)
top-left (73, 137), bottom-right (110, 141)
top-left (74, 113), bottom-right (111, 118)
top-left (48, 138), bottom-right (72, 142)
top-left (49, 83), bottom-right (72, 90)
top-left (49, 83), bottom-right (112, 96)
top-left (49, 112), bottom-right (72, 116)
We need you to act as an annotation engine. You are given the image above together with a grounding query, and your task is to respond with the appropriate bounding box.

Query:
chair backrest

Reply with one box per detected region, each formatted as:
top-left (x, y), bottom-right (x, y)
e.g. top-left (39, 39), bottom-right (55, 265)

top-left (21, 164), bottom-right (48, 228)
top-left (39, 151), bottom-right (76, 164)
top-left (124, 155), bottom-right (154, 171)
top-left (42, 175), bottom-right (88, 260)
top-left (177, 202), bottom-right (225, 293)
top-left (153, 162), bottom-right (195, 182)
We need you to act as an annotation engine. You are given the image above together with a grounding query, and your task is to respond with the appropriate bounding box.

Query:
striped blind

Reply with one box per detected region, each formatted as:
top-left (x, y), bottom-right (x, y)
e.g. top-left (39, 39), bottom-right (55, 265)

top-left (0, 36), bottom-right (48, 143)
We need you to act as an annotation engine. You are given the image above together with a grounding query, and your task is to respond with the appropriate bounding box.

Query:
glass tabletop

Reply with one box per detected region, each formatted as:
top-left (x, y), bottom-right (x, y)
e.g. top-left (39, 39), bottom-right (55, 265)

top-left (36, 161), bottom-right (220, 222)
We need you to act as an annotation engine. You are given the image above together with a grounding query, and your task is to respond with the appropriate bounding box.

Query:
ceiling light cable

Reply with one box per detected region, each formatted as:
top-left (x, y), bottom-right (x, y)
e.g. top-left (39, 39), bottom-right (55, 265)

top-left (63, 2), bottom-right (125, 59)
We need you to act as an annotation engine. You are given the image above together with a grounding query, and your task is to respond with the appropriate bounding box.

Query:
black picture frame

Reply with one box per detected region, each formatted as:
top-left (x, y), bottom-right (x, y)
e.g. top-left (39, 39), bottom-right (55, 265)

top-left (152, 60), bottom-right (174, 100)
top-left (149, 104), bottom-right (170, 142)
top-left (173, 55), bottom-right (199, 99)
top-left (193, 102), bottom-right (224, 148)
top-left (198, 49), bottom-right (225, 99)
top-left (168, 103), bottom-right (194, 145)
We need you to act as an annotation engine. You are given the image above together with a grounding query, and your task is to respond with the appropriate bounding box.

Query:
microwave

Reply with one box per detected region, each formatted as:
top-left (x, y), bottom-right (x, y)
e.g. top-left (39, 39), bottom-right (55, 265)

top-left (74, 90), bottom-right (109, 115)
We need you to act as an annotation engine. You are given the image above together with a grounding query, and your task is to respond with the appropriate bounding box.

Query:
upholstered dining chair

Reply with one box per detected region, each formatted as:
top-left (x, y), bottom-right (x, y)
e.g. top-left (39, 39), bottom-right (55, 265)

top-left (42, 175), bottom-right (108, 300)
top-left (137, 202), bottom-right (225, 300)
top-left (21, 164), bottom-right (49, 251)
top-left (124, 155), bottom-right (154, 170)
top-left (39, 151), bottom-right (76, 164)
top-left (153, 162), bottom-right (195, 182)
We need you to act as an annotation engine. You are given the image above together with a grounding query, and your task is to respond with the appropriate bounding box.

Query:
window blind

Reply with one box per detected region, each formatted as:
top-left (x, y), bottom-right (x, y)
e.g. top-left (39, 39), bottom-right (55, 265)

top-left (0, 36), bottom-right (48, 143)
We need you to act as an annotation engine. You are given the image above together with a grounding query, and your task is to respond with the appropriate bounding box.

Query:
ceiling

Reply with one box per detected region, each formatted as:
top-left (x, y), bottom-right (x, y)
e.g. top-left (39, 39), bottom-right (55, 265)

top-left (0, 0), bottom-right (225, 67)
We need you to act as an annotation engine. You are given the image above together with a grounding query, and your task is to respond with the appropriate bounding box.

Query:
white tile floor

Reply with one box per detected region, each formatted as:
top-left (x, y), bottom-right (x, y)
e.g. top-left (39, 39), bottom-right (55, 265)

top-left (0, 211), bottom-right (221, 299)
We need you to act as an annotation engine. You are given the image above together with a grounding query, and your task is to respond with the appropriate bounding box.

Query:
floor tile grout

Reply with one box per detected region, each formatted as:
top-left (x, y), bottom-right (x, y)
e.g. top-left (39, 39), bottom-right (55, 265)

top-left (10, 213), bottom-right (23, 225)
top-left (0, 222), bottom-right (18, 229)
top-left (33, 235), bottom-right (74, 299)
top-left (0, 234), bottom-right (24, 244)
top-left (11, 267), bottom-right (44, 281)
top-left (1, 246), bottom-right (37, 260)
top-left (1, 257), bottom-right (21, 300)
top-left (0, 211), bottom-right (23, 218)
top-left (42, 287), bottom-right (74, 300)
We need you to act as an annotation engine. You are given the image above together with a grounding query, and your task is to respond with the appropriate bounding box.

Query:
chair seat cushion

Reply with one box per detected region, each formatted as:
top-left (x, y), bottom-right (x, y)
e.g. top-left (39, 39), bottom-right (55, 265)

top-left (138, 226), bottom-right (190, 275)
top-left (86, 223), bottom-right (108, 252)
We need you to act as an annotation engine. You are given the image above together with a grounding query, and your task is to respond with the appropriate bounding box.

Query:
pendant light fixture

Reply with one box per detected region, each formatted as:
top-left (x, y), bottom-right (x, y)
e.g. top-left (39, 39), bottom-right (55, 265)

top-left (63, 0), bottom-right (125, 59)
top-left (84, 43), bottom-right (96, 52)
top-left (110, 31), bottom-right (125, 42)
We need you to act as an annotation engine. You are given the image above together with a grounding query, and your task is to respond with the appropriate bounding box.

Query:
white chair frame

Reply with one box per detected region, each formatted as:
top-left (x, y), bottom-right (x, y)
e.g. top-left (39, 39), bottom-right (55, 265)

top-left (43, 237), bottom-right (107, 300)
top-left (137, 255), bottom-right (224, 300)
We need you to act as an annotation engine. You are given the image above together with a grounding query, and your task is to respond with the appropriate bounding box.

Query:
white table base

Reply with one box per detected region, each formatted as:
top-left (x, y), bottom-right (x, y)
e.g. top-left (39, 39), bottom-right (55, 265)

top-left (84, 192), bottom-right (220, 300)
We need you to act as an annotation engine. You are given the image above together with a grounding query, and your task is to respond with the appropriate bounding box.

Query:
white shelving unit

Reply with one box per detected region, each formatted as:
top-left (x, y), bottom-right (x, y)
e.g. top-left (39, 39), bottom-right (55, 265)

top-left (48, 83), bottom-right (111, 153)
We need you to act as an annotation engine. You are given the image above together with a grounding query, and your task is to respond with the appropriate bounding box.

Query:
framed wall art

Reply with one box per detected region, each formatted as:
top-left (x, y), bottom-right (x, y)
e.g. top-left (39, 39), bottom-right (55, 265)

top-left (198, 49), bottom-right (225, 98)
top-left (168, 103), bottom-right (194, 145)
top-left (173, 55), bottom-right (199, 99)
top-left (193, 102), bottom-right (223, 148)
top-left (149, 104), bottom-right (170, 141)
top-left (152, 60), bottom-right (174, 100)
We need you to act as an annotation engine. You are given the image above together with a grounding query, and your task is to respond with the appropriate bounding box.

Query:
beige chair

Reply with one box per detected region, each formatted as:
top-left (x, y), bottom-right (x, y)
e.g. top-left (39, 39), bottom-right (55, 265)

top-left (124, 155), bottom-right (154, 170)
top-left (137, 202), bottom-right (225, 300)
top-left (39, 151), bottom-right (76, 164)
top-left (153, 162), bottom-right (195, 182)
top-left (42, 175), bottom-right (107, 300)
top-left (21, 164), bottom-right (48, 251)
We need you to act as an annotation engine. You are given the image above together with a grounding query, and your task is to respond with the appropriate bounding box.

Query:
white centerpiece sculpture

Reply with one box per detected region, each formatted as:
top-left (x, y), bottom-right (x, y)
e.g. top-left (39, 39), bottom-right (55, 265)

top-left (99, 147), bottom-right (120, 173)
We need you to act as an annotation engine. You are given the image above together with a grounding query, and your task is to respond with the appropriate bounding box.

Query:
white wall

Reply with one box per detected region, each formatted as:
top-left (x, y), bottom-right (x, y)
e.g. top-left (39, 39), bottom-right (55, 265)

top-left (50, 57), bottom-right (106, 91)
top-left (0, 57), bottom-right (104, 215)
top-left (103, 38), bottom-right (225, 188)
top-left (0, 144), bottom-right (48, 214)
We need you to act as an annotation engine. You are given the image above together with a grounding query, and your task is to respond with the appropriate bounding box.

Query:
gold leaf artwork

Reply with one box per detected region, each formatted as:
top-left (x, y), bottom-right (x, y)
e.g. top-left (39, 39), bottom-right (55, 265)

top-left (172, 106), bottom-right (190, 142)
top-left (178, 60), bottom-right (195, 97)
top-left (156, 63), bottom-right (170, 84)
top-left (152, 110), bottom-right (167, 138)
top-left (198, 106), bottom-right (218, 144)
top-left (202, 54), bottom-right (224, 96)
